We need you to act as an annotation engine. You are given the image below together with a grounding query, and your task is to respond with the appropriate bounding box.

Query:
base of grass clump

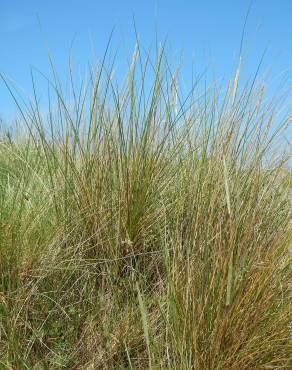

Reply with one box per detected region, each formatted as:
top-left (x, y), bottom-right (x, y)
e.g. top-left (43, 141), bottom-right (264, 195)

top-left (0, 43), bottom-right (291, 369)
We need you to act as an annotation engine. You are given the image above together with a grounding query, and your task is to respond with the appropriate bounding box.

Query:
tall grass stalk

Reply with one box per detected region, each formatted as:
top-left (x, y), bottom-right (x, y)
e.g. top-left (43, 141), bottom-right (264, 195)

top-left (0, 42), bottom-right (291, 369)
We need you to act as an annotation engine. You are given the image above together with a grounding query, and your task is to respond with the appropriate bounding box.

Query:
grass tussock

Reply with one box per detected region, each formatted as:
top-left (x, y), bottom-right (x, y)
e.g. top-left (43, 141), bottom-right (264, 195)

top-left (0, 44), bottom-right (291, 369)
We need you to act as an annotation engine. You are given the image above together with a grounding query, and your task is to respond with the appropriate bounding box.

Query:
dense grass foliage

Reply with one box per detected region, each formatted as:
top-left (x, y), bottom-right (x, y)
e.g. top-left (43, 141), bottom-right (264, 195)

top-left (0, 46), bottom-right (291, 369)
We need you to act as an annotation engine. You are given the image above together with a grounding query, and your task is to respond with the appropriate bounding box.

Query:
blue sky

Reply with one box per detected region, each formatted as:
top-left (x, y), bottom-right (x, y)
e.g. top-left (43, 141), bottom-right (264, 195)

top-left (0, 0), bottom-right (291, 124)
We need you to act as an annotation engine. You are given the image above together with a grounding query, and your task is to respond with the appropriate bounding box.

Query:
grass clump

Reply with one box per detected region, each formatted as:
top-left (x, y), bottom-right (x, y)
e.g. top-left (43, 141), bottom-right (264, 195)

top-left (0, 43), bottom-right (291, 369)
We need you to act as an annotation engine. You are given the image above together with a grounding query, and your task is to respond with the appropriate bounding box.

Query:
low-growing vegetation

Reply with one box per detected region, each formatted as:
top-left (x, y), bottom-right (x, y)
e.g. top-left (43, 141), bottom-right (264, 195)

top-left (0, 44), bottom-right (291, 369)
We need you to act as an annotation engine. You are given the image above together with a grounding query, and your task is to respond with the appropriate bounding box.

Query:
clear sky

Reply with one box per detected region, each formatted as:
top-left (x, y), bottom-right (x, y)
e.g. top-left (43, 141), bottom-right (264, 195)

top-left (0, 0), bottom-right (291, 123)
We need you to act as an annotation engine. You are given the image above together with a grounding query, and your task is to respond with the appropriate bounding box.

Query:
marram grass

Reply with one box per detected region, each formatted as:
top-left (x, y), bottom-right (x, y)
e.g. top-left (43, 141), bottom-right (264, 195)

top-left (0, 45), bottom-right (291, 369)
